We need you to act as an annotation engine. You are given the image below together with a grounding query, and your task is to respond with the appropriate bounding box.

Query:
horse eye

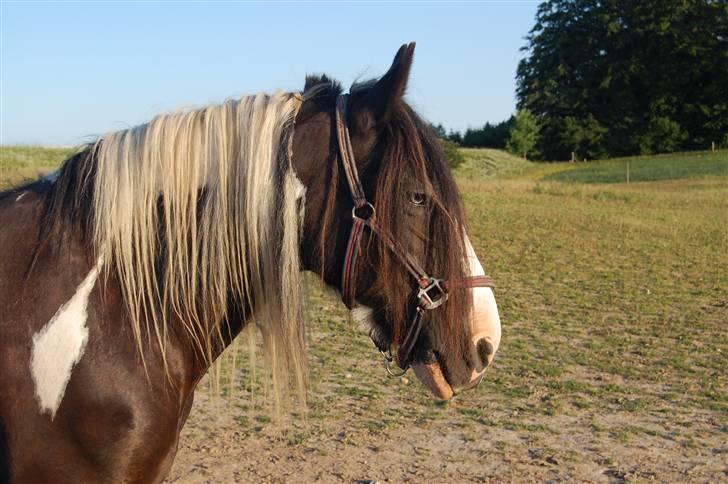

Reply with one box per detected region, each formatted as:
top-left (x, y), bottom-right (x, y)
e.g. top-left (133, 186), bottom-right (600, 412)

top-left (408, 192), bottom-right (427, 206)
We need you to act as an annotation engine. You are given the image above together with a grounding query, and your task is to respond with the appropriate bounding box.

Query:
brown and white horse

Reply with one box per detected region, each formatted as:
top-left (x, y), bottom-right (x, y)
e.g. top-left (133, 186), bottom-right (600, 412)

top-left (0, 44), bottom-right (500, 483)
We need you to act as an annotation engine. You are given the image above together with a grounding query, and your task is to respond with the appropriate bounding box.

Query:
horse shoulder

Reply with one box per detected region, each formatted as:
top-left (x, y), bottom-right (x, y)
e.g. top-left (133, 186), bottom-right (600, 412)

top-left (0, 186), bottom-right (196, 482)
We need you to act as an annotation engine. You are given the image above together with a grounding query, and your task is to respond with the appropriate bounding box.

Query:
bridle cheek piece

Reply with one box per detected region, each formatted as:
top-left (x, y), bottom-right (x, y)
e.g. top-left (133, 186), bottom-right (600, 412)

top-left (334, 94), bottom-right (494, 373)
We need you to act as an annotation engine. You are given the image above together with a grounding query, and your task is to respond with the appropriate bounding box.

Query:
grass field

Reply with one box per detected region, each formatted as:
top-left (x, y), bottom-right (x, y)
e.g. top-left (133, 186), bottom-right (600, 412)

top-left (454, 147), bottom-right (534, 180)
top-left (544, 150), bottom-right (728, 184)
top-left (2, 145), bottom-right (726, 481)
top-left (0, 145), bottom-right (77, 189)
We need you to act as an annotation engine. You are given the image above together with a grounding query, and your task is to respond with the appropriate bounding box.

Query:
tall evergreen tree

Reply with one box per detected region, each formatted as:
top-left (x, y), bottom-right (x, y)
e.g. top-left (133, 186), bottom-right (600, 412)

top-left (429, 123), bottom-right (447, 139)
top-left (517, 0), bottom-right (728, 160)
top-left (460, 117), bottom-right (515, 148)
top-left (507, 109), bottom-right (540, 159)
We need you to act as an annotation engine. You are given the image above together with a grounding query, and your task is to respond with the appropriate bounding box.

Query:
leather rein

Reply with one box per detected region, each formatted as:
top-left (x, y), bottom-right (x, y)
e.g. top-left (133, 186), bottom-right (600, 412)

top-left (334, 94), bottom-right (494, 373)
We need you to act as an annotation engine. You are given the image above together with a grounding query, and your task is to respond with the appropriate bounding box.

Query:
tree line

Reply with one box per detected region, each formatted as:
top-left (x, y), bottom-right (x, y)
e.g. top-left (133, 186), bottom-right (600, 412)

top-left (436, 0), bottom-right (727, 161)
top-left (431, 119), bottom-right (514, 149)
top-left (432, 109), bottom-right (540, 164)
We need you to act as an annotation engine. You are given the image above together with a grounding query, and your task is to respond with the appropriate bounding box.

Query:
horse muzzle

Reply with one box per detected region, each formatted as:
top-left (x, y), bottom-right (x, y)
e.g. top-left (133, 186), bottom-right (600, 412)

top-left (412, 282), bottom-right (501, 400)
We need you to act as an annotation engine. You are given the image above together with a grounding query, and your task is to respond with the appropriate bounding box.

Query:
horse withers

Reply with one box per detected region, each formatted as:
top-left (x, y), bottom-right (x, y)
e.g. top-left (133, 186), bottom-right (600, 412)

top-left (0, 43), bottom-right (501, 482)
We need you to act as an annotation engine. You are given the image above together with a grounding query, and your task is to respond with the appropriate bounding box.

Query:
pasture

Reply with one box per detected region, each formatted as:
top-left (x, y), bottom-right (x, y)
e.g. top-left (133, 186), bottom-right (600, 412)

top-left (1, 146), bottom-right (726, 482)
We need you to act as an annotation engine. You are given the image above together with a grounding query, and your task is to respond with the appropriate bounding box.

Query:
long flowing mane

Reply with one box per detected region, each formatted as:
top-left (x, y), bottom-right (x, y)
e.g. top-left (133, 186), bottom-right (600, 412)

top-left (45, 92), bottom-right (307, 396)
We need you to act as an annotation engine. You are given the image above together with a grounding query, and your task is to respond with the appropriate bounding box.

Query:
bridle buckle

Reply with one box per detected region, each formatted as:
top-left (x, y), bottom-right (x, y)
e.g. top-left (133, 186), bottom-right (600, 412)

top-left (417, 277), bottom-right (448, 310)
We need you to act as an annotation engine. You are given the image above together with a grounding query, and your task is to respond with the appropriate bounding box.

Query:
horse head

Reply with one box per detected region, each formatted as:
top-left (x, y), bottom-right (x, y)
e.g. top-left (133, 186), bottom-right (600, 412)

top-left (292, 43), bottom-right (501, 399)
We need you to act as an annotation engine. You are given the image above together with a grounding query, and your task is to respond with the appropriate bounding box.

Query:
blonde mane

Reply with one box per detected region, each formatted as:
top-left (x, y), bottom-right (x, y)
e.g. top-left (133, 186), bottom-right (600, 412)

top-left (91, 92), bottom-right (306, 399)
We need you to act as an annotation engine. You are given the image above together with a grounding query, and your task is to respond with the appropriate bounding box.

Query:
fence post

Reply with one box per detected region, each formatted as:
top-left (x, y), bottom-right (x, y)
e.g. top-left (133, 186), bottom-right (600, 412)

top-left (712, 141), bottom-right (716, 153)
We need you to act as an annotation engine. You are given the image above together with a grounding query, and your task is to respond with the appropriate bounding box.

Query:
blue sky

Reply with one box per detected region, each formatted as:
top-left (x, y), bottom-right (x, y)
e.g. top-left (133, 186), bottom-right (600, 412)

top-left (1, 1), bottom-right (539, 146)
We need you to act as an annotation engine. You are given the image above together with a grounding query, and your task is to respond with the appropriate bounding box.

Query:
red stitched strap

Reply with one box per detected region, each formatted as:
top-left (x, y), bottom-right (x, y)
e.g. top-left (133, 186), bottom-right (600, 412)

top-left (341, 217), bottom-right (366, 308)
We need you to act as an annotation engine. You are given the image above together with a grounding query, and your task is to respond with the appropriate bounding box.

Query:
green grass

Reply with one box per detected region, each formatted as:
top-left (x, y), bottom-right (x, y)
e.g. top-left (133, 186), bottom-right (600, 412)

top-left (3, 145), bottom-right (727, 479)
top-left (0, 145), bottom-right (78, 189)
top-left (458, 159), bottom-right (727, 413)
top-left (455, 147), bottom-right (534, 180)
top-left (542, 150), bottom-right (728, 183)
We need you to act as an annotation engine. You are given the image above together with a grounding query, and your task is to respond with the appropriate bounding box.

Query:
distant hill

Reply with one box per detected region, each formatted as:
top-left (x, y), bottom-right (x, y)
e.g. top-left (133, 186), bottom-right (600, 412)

top-left (455, 148), bottom-right (534, 180)
top-left (542, 150), bottom-right (728, 184)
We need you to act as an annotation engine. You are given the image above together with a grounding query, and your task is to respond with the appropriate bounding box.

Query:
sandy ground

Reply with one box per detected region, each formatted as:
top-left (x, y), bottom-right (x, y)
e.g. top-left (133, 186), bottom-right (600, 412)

top-left (167, 319), bottom-right (727, 484)
top-left (168, 379), bottom-right (726, 483)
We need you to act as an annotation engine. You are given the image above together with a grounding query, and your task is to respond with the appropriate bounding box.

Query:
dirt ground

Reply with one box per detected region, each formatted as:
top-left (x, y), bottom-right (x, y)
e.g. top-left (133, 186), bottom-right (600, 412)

top-left (168, 342), bottom-right (726, 483)
top-left (167, 291), bottom-right (726, 483)
top-left (168, 176), bottom-right (727, 483)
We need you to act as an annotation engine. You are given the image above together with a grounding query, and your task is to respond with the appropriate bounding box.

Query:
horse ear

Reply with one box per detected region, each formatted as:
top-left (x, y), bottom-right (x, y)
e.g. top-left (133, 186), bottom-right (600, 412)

top-left (351, 42), bottom-right (416, 133)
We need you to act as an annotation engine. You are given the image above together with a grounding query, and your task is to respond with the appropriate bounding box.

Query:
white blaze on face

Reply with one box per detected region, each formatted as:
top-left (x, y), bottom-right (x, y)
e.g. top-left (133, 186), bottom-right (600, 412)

top-left (31, 257), bottom-right (103, 419)
top-left (464, 234), bottom-right (501, 374)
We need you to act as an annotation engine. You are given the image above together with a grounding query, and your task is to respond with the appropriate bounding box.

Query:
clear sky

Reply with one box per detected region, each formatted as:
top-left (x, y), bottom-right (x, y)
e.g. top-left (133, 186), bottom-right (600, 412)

top-left (1, 1), bottom-right (539, 146)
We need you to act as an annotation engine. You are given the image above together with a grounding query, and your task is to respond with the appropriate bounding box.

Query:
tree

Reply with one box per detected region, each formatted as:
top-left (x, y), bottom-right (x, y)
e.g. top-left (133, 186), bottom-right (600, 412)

top-left (506, 109), bottom-right (540, 159)
top-left (430, 123), bottom-right (447, 139)
top-left (440, 139), bottom-right (465, 169)
top-left (446, 130), bottom-right (462, 144)
top-left (460, 117), bottom-right (515, 148)
top-left (516, 0), bottom-right (728, 160)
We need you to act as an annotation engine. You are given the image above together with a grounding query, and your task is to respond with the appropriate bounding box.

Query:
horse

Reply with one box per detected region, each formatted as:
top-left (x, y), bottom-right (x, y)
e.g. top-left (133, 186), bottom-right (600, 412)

top-left (0, 43), bottom-right (501, 483)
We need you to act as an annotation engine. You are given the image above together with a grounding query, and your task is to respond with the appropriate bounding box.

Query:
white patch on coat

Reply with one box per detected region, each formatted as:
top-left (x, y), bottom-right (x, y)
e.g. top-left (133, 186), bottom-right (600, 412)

top-left (351, 304), bottom-right (388, 350)
top-left (291, 172), bottom-right (307, 201)
top-left (350, 304), bottom-right (375, 330)
top-left (30, 257), bottom-right (103, 419)
top-left (291, 172), bottom-right (307, 221)
top-left (464, 235), bottom-right (501, 369)
top-left (15, 191), bottom-right (27, 202)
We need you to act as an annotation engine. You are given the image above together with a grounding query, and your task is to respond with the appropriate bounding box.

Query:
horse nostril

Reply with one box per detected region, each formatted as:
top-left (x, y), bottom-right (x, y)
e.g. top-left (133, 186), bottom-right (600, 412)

top-left (476, 338), bottom-right (495, 368)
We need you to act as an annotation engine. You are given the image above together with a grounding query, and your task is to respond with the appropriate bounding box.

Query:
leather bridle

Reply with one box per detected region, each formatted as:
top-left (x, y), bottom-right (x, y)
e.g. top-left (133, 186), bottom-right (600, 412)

top-left (334, 94), bottom-right (495, 372)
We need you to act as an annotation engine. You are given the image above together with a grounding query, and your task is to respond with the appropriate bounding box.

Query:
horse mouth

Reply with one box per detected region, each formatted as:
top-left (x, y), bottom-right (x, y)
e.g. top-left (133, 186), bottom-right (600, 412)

top-left (411, 352), bottom-right (454, 400)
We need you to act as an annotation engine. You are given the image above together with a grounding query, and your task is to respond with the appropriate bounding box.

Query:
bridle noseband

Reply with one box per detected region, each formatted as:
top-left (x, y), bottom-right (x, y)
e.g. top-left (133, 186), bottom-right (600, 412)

top-left (334, 94), bottom-right (494, 373)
